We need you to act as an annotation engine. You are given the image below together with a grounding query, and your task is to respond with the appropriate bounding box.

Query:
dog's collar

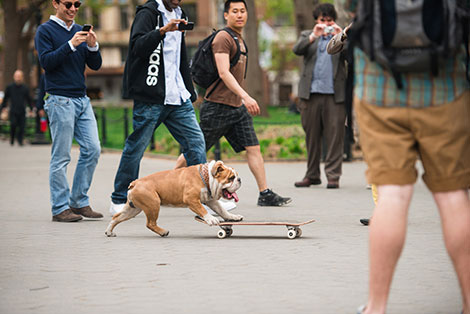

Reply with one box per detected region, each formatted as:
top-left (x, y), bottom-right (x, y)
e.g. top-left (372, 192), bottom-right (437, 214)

top-left (199, 163), bottom-right (211, 195)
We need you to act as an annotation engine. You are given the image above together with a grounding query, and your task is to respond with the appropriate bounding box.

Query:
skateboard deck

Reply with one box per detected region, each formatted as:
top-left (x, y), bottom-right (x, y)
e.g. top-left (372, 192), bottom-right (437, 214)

top-left (194, 216), bottom-right (315, 239)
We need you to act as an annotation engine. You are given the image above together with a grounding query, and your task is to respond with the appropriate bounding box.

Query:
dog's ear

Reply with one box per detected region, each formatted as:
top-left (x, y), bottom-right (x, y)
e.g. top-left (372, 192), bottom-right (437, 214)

top-left (211, 160), bottom-right (225, 177)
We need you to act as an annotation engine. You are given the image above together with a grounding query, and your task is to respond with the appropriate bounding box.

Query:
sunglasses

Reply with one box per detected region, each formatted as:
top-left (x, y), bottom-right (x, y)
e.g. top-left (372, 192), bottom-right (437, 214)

top-left (60, 1), bottom-right (81, 9)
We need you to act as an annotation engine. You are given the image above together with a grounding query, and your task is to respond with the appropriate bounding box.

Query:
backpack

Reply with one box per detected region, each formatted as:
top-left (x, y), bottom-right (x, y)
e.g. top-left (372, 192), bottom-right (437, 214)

top-left (190, 27), bottom-right (248, 96)
top-left (348, 0), bottom-right (470, 88)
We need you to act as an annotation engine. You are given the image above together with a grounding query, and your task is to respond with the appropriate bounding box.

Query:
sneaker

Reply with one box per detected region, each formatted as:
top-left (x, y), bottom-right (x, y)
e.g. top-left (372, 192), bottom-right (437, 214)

top-left (357, 305), bottom-right (366, 314)
top-left (71, 205), bottom-right (103, 219)
top-left (257, 189), bottom-right (292, 206)
top-left (219, 199), bottom-right (237, 210)
top-left (360, 218), bottom-right (370, 226)
top-left (109, 202), bottom-right (126, 216)
top-left (52, 209), bottom-right (83, 222)
top-left (203, 200), bottom-right (237, 216)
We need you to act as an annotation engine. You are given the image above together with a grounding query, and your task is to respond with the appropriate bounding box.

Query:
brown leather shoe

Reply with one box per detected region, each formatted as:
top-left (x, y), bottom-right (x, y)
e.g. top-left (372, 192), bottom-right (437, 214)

top-left (52, 209), bottom-right (83, 222)
top-left (71, 206), bottom-right (103, 219)
top-left (327, 180), bottom-right (340, 189)
top-left (294, 178), bottom-right (321, 187)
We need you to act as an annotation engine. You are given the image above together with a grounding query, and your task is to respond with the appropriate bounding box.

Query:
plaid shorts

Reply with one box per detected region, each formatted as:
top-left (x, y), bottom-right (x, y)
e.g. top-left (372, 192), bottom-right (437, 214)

top-left (199, 100), bottom-right (259, 153)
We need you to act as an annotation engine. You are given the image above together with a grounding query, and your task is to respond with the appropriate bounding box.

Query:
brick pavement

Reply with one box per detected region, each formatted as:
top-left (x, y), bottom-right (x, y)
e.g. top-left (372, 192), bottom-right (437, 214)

top-left (0, 140), bottom-right (462, 314)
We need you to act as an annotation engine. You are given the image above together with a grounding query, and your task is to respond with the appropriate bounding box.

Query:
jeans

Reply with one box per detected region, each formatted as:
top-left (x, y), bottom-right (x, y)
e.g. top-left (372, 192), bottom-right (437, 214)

top-left (44, 95), bottom-right (101, 216)
top-left (111, 99), bottom-right (206, 204)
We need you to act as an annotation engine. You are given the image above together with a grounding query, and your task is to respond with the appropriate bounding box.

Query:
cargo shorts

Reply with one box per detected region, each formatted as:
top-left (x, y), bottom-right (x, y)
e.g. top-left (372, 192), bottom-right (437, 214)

top-left (355, 90), bottom-right (470, 192)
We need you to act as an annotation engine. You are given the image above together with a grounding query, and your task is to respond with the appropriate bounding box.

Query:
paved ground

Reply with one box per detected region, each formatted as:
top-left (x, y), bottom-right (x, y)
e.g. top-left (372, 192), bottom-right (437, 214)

top-left (0, 140), bottom-right (462, 314)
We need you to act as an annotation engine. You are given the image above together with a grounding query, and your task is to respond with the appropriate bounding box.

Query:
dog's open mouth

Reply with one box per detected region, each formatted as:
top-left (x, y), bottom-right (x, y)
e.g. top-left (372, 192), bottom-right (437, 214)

top-left (222, 189), bottom-right (239, 202)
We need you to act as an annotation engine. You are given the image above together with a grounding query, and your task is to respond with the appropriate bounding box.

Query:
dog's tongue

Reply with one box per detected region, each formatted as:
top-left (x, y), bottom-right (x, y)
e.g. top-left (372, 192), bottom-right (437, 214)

top-left (231, 192), bottom-right (239, 202)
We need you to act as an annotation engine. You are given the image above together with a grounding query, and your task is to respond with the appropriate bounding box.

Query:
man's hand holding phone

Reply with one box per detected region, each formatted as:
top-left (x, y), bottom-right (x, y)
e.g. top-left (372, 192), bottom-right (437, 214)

top-left (178, 22), bottom-right (194, 31)
top-left (159, 19), bottom-right (194, 36)
top-left (71, 24), bottom-right (97, 48)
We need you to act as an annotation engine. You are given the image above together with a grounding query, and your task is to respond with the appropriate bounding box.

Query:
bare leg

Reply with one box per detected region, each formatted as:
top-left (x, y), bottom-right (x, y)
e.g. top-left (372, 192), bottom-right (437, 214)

top-left (364, 184), bottom-right (414, 314)
top-left (175, 153), bottom-right (187, 169)
top-left (245, 145), bottom-right (268, 192)
top-left (433, 189), bottom-right (470, 314)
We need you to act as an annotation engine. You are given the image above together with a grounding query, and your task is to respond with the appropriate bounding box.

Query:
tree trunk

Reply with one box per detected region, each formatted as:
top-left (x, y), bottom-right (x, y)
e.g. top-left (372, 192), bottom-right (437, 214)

top-left (334, 0), bottom-right (352, 28)
top-left (1, 0), bottom-right (49, 90)
top-left (293, 0), bottom-right (319, 35)
top-left (20, 33), bottom-right (33, 89)
top-left (2, 0), bottom-right (21, 89)
top-left (244, 0), bottom-right (268, 117)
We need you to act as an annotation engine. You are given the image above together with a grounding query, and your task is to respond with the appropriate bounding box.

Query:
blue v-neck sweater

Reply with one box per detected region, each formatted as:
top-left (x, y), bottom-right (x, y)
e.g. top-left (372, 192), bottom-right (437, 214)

top-left (34, 20), bottom-right (102, 98)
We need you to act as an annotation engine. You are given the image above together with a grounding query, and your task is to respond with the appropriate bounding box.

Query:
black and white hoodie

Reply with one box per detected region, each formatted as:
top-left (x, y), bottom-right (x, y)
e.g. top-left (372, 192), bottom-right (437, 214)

top-left (122, 0), bottom-right (196, 104)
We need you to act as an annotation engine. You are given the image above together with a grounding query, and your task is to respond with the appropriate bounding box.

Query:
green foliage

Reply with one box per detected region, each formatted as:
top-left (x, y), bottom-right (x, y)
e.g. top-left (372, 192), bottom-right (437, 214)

top-left (269, 43), bottom-right (297, 72)
top-left (256, 0), bottom-right (294, 25)
top-left (94, 106), bottom-right (306, 160)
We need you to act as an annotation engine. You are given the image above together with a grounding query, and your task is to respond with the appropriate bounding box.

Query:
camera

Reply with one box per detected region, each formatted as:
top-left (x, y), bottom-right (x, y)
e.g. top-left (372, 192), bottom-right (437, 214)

top-left (324, 26), bottom-right (334, 34)
top-left (178, 22), bottom-right (194, 31)
top-left (82, 24), bottom-right (92, 32)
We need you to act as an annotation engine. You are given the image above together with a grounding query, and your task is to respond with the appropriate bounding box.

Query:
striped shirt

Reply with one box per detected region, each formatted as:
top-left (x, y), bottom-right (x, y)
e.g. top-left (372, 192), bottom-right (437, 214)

top-left (353, 47), bottom-right (469, 108)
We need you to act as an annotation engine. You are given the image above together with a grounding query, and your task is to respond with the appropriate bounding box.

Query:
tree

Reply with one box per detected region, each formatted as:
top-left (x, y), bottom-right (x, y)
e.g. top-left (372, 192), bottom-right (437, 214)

top-left (244, 0), bottom-right (268, 116)
top-left (1, 0), bottom-right (49, 90)
top-left (293, 0), bottom-right (319, 35)
top-left (334, 0), bottom-right (352, 27)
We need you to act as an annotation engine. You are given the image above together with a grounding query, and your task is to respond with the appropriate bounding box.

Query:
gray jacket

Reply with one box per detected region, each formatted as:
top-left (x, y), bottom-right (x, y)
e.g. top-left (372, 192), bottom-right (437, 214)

top-left (293, 30), bottom-right (347, 102)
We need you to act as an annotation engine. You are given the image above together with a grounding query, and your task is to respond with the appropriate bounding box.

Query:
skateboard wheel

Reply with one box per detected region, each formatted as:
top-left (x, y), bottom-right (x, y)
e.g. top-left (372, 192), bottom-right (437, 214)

top-left (287, 229), bottom-right (297, 239)
top-left (227, 229), bottom-right (233, 237)
top-left (217, 229), bottom-right (227, 239)
top-left (296, 228), bottom-right (302, 238)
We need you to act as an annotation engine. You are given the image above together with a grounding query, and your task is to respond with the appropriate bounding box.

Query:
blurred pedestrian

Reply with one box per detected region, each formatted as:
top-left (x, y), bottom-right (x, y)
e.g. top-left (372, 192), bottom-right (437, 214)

top-left (292, 3), bottom-right (347, 189)
top-left (1, 70), bottom-right (32, 146)
top-left (35, 0), bottom-right (103, 222)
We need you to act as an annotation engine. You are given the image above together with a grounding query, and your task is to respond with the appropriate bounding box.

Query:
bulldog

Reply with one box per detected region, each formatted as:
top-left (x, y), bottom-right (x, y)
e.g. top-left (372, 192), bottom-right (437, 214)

top-left (105, 160), bottom-right (243, 237)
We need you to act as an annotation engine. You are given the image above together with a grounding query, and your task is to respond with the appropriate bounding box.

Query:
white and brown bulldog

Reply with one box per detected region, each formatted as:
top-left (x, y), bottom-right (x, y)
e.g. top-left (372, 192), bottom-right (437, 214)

top-left (105, 160), bottom-right (243, 237)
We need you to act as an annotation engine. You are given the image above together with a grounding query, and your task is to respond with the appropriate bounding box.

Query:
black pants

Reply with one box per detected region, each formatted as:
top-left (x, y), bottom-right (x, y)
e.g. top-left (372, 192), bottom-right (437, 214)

top-left (9, 112), bottom-right (26, 145)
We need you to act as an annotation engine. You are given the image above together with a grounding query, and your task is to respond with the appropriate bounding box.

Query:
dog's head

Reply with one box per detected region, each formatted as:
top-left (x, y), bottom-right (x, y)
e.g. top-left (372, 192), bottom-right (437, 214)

top-left (208, 160), bottom-right (241, 202)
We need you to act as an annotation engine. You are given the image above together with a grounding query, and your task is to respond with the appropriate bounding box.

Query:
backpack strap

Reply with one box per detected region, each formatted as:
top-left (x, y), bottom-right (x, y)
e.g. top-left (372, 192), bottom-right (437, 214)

top-left (459, 1), bottom-right (470, 83)
top-left (344, 20), bottom-right (365, 147)
top-left (223, 27), bottom-right (248, 78)
top-left (206, 27), bottom-right (248, 98)
top-left (367, 0), bottom-right (375, 61)
top-left (463, 19), bottom-right (470, 83)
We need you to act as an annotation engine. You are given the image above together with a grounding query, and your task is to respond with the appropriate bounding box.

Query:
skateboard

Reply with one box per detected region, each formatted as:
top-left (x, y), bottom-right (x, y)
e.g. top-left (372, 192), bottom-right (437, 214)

top-left (195, 216), bottom-right (315, 239)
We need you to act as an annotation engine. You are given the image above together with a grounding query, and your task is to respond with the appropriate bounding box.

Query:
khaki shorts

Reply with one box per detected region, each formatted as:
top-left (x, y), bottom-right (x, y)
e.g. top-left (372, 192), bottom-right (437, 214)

top-left (356, 90), bottom-right (470, 192)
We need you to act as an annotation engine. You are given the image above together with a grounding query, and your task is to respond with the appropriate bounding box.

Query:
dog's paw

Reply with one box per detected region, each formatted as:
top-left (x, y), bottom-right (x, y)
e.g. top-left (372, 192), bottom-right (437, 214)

top-left (203, 214), bottom-right (220, 226)
top-left (225, 214), bottom-right (243, 222)
top-left (105, 231), bottom-right (116, 237)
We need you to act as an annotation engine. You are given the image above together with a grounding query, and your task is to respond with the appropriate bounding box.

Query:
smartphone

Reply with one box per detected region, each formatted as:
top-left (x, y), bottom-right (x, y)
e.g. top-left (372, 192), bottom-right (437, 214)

top-left (178, 22), bottom-right (194, 31)
top-left (82, 24), bottom-right (92, 32)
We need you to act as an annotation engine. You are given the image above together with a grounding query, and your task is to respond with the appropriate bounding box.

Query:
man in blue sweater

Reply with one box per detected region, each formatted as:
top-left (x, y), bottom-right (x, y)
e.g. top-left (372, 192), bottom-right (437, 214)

top-left (35, 0), bottom-right (103, 222)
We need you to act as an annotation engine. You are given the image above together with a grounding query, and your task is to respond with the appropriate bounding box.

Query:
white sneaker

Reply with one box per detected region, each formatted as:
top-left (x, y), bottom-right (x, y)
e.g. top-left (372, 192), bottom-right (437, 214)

top-left (109, 202), bottom-right (126, 216)
top-left (219, 199), bottom-right (237, 211)
top-left (203, 200), bottom-right (237, 216)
